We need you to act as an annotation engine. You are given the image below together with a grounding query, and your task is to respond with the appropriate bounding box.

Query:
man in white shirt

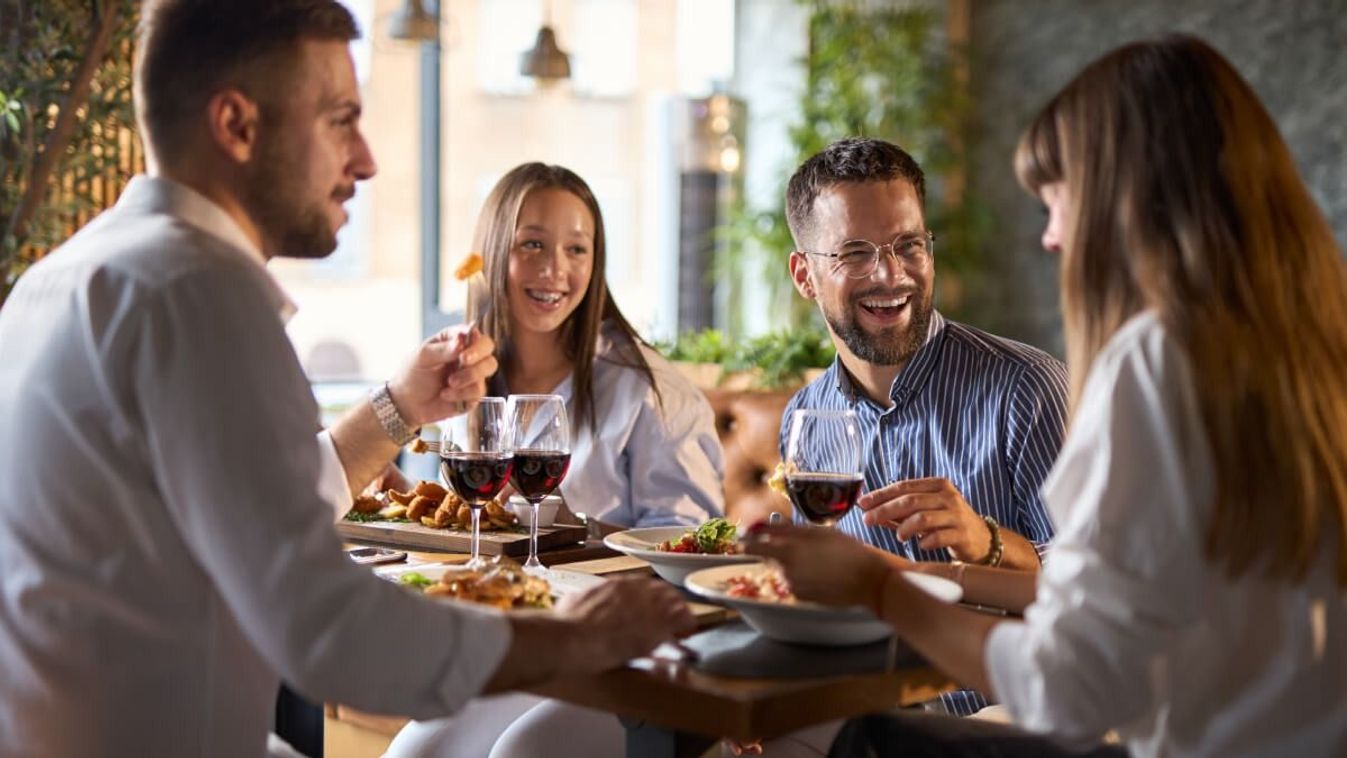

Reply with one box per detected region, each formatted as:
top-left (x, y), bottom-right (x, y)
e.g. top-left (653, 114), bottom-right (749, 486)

top-left (0, 2), bottom-right (692, 756)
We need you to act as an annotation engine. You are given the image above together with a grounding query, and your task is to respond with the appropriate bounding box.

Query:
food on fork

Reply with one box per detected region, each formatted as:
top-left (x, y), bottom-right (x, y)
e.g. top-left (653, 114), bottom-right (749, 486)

top-left (453, 251), bottom-right (484, 281)
top-left (399, 556), bottom-right (553, 610)
top-left (656, 517), bottom-right (742, 555)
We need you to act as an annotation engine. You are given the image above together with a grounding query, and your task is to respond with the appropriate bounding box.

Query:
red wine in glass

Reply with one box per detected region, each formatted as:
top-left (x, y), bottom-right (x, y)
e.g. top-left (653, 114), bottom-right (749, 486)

top-left (785, 473), bottom-right (864, 525)
top-left (511, 448), bottom-right (572, 500)
top-left (441, 451), bottom-right (514, 504)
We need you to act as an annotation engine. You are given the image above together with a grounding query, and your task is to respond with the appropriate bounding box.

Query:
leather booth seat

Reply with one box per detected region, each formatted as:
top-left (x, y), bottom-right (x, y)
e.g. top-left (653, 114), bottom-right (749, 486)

top-left (701, 388), bottom-right (794, 526)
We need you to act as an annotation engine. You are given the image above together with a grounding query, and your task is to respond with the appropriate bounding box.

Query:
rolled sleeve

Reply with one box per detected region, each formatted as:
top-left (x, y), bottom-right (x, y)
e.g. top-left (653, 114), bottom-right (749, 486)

top-left (316, 430), bottom-right (351, 521)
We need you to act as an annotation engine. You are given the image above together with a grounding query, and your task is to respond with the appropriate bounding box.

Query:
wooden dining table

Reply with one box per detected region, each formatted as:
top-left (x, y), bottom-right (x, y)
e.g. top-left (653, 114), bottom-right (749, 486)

top-left (333, 542), bottom-right (956, 758)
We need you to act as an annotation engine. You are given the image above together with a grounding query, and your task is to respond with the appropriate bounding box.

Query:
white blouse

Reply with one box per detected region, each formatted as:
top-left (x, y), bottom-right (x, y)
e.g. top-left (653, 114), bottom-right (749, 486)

top-left (986, 312), bottom-right (1347, 756)
top-left (500, 329), bottom-right (726, 528)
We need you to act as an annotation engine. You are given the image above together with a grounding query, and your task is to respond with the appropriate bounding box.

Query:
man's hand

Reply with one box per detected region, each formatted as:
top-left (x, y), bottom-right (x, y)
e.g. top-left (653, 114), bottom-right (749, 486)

top-left (857, 477), bottom-right (992, 563)
top-left (387, 326), bottom-right (498, 428)
top-left (555, 578), bottom-right (696, 670)
top-left (483, 577), bottom-right (695, 694)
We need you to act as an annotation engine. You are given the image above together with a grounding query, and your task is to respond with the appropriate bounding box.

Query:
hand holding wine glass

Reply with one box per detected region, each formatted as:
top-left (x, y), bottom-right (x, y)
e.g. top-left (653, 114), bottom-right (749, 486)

top-left (784, 409), bottom-right (864, 526)
top-left (507, 394), bottom-right (571, 574)
top-left (440, 398), bottom-right (513, 568)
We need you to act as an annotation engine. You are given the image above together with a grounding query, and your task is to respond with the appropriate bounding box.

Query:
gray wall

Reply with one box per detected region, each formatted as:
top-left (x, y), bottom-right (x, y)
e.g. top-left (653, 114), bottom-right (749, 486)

top-left (965, 0), bottom-right (1347, 354)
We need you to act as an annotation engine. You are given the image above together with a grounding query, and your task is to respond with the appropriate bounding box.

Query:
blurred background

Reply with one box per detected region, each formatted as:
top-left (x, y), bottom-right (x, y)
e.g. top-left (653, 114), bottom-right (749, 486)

top-left (3, 0), bottom-right (1345, 398)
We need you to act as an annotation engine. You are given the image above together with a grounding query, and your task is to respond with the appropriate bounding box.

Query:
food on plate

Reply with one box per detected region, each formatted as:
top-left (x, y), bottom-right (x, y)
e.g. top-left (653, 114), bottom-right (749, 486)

top-left (403, 556), bottom-right (553, 610)
top-left (723, 569), bottom-right (795, 604)
top-left (342, 479), bottom-right (519, 532)
top-left (350, 494), bottom-right (383, 514)
top-left (656, 517), bottom-right (742, 554)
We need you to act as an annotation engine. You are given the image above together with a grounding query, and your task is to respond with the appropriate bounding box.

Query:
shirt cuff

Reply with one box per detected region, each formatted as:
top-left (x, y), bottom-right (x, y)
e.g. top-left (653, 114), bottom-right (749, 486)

top-left (985, 619), bottom-right (1033, 725)
top-left (430, 603), bottom-right (513, 713)
top-left (315, 430), bottom-right (351, 521)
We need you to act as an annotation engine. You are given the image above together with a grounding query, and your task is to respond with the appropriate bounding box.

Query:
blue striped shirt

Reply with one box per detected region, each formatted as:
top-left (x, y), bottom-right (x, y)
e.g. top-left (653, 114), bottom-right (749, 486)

top-left (781, 311), bottom-right (1069, 715)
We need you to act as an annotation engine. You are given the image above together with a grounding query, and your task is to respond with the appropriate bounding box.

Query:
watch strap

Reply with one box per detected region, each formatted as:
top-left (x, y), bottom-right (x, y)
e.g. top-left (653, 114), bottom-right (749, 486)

top-left (370, 382), bottom-right (418, 446)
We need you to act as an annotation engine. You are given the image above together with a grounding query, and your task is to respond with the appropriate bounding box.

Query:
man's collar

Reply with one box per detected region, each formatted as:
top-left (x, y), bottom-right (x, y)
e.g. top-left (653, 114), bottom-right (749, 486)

top-left (831, 310), bottom-right (947, 406)
top-left (117, 175), bottom-right (298, 322)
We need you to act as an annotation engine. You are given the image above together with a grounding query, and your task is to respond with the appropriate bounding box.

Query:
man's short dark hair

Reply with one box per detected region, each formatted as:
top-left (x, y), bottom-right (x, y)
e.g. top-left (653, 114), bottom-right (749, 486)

top-left (785, 138), bottom-right (927, 249)
top-left (135, 0), bottom-right (360, 162)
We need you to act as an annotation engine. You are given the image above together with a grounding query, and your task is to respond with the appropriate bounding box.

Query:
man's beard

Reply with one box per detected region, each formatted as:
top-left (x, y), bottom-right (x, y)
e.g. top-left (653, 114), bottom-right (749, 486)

top-left (241, 135), bottom-right (340, 259)
top-left (821, 288), bottom-right (933, 366)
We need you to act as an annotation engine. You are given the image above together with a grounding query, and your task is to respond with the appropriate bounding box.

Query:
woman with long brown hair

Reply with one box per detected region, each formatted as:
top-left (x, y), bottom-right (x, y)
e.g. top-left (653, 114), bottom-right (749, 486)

top-left (744, 34), bottom-right (1347, 756)
top-left (386, 163), bottom-right (724, 758)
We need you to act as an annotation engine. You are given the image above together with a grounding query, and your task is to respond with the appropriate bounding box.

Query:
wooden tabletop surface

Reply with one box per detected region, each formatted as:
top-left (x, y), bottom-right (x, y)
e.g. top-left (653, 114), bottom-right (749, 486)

top-left (347, 541), bottom-right (955, 744)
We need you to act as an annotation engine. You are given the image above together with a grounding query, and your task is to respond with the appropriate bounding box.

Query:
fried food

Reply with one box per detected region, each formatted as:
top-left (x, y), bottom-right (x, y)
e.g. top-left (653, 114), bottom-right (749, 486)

top-left (343, 478), bottom-right (519, 532)
top-left (406, 495), bottom-right (434, 522)
top-left (351, 495), bottom-right (383, 514)
top-left (453, 252), bottom-right (484, 280)
top-left (421, 556), bottom-right (552, 610)
top-left (413, 481), bottom-right (448, 500)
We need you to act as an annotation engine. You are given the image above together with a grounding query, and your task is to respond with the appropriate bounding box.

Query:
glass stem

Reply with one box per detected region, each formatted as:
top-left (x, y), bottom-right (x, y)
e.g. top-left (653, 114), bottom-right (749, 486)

top-left (470, 505), bottom-right (482, 563)
top-left (529, 500), bottom-right (541, 560)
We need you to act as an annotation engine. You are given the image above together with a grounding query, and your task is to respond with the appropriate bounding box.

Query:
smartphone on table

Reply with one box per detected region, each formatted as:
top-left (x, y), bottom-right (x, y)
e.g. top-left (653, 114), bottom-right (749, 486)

top-left (345, 546), bottom-right (407, 566)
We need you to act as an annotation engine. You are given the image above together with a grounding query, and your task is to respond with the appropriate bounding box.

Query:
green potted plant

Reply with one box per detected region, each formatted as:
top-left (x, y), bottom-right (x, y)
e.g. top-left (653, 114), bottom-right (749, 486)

top-left (656, 327), bottom-right (835, 391)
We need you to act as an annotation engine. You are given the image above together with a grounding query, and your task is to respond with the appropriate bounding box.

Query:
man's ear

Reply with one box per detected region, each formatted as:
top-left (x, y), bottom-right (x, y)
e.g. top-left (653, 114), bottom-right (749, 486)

top-left (789, 251), bottom-right (817, 301)
top-left (205, 88), bottom-right (262, 165)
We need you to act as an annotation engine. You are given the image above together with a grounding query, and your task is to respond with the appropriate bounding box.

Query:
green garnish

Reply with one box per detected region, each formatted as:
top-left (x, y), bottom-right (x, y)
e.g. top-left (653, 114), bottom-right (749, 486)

top-left (399, 572), bottom-right (434, 588)
top-left (694, 517), bottom-right (738, 553)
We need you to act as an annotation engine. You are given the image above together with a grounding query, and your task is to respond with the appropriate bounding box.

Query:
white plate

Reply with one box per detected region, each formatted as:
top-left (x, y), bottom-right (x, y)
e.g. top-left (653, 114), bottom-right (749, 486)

top-left (375, 562), bottom-right (605, 599)
top-left (683, 564), bottom-right (962, 647)
top-left (603, 526), bottom-right (759, 585)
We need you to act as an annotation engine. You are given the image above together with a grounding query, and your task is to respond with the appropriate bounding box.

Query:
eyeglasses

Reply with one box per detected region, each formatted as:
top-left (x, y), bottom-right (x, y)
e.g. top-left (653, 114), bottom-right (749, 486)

top-left (801, 231), bottom-right (935, 279)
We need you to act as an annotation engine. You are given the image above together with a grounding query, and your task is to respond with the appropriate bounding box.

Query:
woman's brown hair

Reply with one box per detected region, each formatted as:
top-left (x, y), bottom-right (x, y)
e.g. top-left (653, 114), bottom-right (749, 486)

top-left (472, 162), bottom-right (659, 432)
top-left (1015, 34), bottom-right (1347, 585)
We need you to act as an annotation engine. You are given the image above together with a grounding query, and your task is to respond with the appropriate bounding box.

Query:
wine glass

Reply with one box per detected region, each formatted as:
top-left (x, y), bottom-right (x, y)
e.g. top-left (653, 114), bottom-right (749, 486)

top-left (784, 409), bottom-right (864, 526)
top-left (440, 397), bottom-right (513, 569)
top-left (506, 394), bottom-right (571, 574)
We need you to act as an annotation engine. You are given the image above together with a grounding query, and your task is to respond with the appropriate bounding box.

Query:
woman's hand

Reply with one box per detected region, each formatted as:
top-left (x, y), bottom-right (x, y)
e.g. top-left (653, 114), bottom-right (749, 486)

top-left (742, 524), bottom-right (894, 612)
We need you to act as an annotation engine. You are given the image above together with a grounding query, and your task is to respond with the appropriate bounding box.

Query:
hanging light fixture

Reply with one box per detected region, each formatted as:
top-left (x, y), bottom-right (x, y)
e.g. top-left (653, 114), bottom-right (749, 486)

top-left (388, 0), bottom-right (438, 42)
top-left (520, 2), bottom-right (571, 82)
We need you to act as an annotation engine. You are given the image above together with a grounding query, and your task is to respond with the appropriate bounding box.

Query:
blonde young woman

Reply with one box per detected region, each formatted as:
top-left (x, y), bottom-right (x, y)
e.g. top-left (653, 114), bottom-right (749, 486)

top-left (743, 34), bottom-right (1347, 757)
top-left (385, 163), bottom-right (725, 757)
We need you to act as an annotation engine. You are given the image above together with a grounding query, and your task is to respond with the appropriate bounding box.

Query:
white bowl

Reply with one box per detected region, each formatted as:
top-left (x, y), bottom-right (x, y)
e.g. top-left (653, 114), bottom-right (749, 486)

top-left (683, 563), bottom-right (962, 647)
top-left (506, 495), bottom-right (561, 528)
top-left (603, 526), bottom-right (759, 585)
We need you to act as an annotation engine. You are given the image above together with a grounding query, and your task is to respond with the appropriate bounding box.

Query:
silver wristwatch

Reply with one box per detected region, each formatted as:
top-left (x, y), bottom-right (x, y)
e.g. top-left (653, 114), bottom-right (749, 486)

top-left (370, 382), bottom-right (418, 446)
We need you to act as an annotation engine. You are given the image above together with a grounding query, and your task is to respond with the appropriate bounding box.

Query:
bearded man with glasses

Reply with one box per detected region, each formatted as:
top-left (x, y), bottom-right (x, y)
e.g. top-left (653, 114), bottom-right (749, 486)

top-left (780, 137), bottom-right (1068, 724)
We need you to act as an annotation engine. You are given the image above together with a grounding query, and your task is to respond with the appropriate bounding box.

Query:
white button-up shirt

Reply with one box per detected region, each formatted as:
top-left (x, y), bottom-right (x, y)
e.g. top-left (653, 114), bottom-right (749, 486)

top-left (987, 312), bottom-right (1347, 756)
top-left (0, 176), bottom-right (511, 757)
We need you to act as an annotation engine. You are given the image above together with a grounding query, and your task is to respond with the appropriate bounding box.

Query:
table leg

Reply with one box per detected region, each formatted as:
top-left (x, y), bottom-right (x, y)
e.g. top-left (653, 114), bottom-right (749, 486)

top-left (619, 717), bottom-right (716, 758)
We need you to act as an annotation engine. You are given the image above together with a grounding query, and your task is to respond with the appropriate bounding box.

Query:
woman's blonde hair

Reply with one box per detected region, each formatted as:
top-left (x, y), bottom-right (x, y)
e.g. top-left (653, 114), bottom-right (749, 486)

top-left (472, 162), bottom-right (658, 432)
top-left (1015, 34), bottom-right (1347, 585)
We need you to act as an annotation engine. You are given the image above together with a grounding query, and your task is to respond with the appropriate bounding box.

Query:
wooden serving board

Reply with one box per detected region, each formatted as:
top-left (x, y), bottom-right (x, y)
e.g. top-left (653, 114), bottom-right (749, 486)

top-left (336, 519), bottom-right (587, 557)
